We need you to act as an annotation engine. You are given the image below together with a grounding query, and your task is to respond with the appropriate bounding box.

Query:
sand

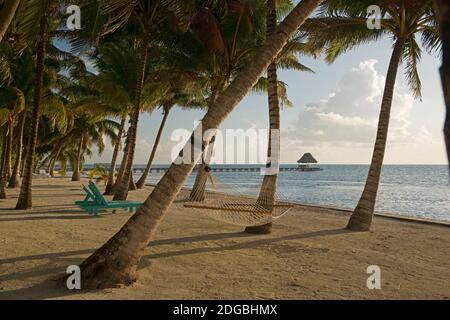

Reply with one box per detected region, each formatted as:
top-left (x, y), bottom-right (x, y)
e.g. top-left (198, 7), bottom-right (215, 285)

top-left (0, 177), bottom-right (449, 300)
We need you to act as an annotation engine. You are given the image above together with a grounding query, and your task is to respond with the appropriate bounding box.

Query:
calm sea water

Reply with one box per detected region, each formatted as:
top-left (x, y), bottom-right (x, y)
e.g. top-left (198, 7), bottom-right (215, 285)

top-left (138, 164), bottom-right (450, 222)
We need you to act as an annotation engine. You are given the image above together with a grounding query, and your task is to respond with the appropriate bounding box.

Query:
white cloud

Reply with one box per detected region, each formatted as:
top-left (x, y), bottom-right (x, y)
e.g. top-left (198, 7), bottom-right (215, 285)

top-left (284, 59), bottom-right (441, 163)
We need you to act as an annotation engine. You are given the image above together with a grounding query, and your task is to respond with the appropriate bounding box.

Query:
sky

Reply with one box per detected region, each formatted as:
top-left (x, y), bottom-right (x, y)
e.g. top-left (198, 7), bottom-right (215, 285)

top-left (84, 8), bottom-right (447, 166)
top-left (88, 36), bottom-right (446, 166)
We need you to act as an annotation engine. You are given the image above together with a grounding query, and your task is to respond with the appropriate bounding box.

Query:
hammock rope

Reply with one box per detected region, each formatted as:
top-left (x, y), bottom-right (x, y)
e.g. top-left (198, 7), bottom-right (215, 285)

top-left (180, 167), bottom-right (294, 227)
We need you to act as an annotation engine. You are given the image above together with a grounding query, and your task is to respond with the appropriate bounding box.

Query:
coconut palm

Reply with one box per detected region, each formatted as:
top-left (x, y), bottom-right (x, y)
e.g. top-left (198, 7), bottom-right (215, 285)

top-left (135, 77), bottom-right (207, 189)
top-left (0, 85), bottom-right (24, 198)
top-left (103, 114), bottom-right (126, 193)
top-left (83, 39), bottom-right (169, 195)
top-left (14, 0), bottom-right (63, 209)
top-left (188, 0), bottom-right (314, 203)
top-left (435, 0), bottom-right (449, 169)
top-left (76, 0), bottom-right (322, 289)
top-left (244, 0), bottom-right (284, 234)
top-left (4, 48), bottom-right (34, 188)
top-left (188, 0), bottom-right (268, 201)
top-left (69, 114), bottom-right (119, 181)
top-left (306, 0), bottom-right (441, 231)
top-left (80, 1), bottom-right (197, 201)
top-left (75, 40), bottom-right (138, 194)
top-left (0, 0), bottom-right (21, 43)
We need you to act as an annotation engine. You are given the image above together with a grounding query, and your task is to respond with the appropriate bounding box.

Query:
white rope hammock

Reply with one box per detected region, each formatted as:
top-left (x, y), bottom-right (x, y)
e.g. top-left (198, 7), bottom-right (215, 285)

top-left (180, 169), bottom-right (294, 227)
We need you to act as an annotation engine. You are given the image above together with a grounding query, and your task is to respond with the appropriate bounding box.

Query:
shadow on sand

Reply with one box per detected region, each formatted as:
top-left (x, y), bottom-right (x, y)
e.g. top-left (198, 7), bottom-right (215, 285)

top-left (0, 228), bottom-right (351, 299)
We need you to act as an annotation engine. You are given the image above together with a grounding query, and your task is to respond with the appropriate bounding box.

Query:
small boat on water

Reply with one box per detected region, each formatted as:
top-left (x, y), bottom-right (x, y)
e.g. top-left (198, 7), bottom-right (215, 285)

top-left (297, 153), bottom-right (323, 172)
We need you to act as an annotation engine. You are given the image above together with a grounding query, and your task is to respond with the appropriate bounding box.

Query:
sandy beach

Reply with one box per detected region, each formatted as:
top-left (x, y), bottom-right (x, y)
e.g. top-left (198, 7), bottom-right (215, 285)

top-left (0, 177), bottom-right (449, 300)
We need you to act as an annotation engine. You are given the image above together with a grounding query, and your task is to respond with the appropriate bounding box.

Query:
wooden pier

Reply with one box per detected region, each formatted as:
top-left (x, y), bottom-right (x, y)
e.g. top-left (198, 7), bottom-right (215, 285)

top-left (130, 166), bottom-right (317, 174)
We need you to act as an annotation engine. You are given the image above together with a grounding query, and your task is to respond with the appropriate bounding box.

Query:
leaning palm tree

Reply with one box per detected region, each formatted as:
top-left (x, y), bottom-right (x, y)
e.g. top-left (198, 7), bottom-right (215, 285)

top-left (188, 0), bottom-right (267, 201)
top-left (77, 0), bottom-right (322, 290)
top-left (135, 77), bottom-right (207, 189)
top-left (435, 0), bottom-right (449, 170)
top-left (92, 40), bottom-right (162, 195)
top-left (307, 0), bottom-right (441, 231)
top-left (0, 0), bottom-right (21, 43)
top-left (81, 1), bottom-right (196, 201)
top-left (71, 40), bottom-right (138, 194)
top-left (188, 0), bottom-right (314, 203)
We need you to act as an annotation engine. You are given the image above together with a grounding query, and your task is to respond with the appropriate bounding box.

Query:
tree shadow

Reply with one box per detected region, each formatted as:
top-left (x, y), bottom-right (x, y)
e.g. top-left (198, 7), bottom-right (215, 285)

top-left (0, 214), bottom-right (95, 222)
top-left (140, 228), bottom-right (350, 265)
top-left (0, 228), bottom-right (351, 299)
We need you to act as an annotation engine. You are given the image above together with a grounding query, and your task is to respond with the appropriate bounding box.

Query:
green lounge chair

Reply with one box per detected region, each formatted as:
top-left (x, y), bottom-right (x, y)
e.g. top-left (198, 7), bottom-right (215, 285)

top-left (76, 181), bottom-right (143, 216)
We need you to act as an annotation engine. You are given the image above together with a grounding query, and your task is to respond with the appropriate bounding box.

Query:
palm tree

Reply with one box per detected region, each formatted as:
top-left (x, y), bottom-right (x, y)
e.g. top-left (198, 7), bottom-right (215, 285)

top-left (70, 115), bottom-right (119, 182)
top-left (0, 83), bottom-right (25, 198)
top-left (0, 0), bottom-right (21, 43)
top-left (77, 0), bottom-right (322, 290)
top-left (307, 0), bottom-right (441, 231)
top-left (81, 39), bottom-right (165, 195)
top-left (104, 114), bottom-right (126, 194)
top-left (188, 0), bottom-right (314, 203)
top-left (5, 48), bottom-right (34, 188)
top-left (135, 73), bottom-right (207, 189)
top-left (7, 107), bottom-right (25, 187)
top-left (82, 1), bottom-right (197, 201)
top-left (15, 0), bottom-right (54, 209)
top-left (188, 0), bottom-right (267, 201)
top-left (244, 0), bottom-right (282, 235)
top-left (435, 0), bottom-right (450, 169)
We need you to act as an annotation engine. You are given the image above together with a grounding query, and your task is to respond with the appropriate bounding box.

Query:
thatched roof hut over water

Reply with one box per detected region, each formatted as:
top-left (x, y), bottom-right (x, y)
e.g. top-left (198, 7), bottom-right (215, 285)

top-left (297, 153), bottom-right (318, 164)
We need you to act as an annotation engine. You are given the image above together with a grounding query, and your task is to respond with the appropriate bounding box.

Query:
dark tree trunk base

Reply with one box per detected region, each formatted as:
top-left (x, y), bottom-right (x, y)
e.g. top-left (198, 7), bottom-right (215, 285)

top-left (7, 177), bottom-right (19, 188)
top-left (79, 259), bottom-right (137, 290)
top-left (346, 208), bottom-right (372, 232)
top-left (16, 197), bottom-right (31, 210)
top-left (78, 239), bottom-right (140, 290)
top-left (104, 183), bottom-right (114, 195)
top-left (244, 223), bottom-right (272, 235)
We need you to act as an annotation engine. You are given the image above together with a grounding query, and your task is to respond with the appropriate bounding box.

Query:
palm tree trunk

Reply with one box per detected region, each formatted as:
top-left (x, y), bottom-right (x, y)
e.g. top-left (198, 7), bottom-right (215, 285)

top-left (71, 136), bottom-right (84, 181)
top-left (347, 38), bottom-right (405, 231)
top-left (0, 0), bottom-right (20, 43)
top-left (0, 119), bottom-right (13, 199)
top-left (110, 133), bottom-right (130, 195)
top-left (8, 110), bottom-right (26, 187)
top-left (129, 170), bottom-right (137, 190)
top-left (136, 106), bottom-right (171, 189)
top-left (15, 15), bottom-right (47, 209)
top-left (245, 0), bottom-right (280, 235)
top-left (113, 45), bottom-right (148, 201)
top-left (5, 118), bottom-right (13, 181)
top-left (0, 130), bottom-right (7, 198)
top-left (436, 0), bottom-right (450, 171)
top-left (189, 134), bottom-right (216, 201)
top-left (46, 142), bottom-right (61, 176)
top-left (189, 82), bottom-right (223, 201)
top-left (48, 151), bottom-right (58, 177)
top-left (78, 0), bottom-right (322, 289)
top-left (105, 115), bottom-right (127, 195)
top-left (189, 163), bottom-right (209, 201)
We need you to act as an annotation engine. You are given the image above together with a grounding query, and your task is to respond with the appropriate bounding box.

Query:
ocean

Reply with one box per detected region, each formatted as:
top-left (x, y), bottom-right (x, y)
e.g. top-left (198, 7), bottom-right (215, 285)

top-left (134, 164), bottom-right (450, 222)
